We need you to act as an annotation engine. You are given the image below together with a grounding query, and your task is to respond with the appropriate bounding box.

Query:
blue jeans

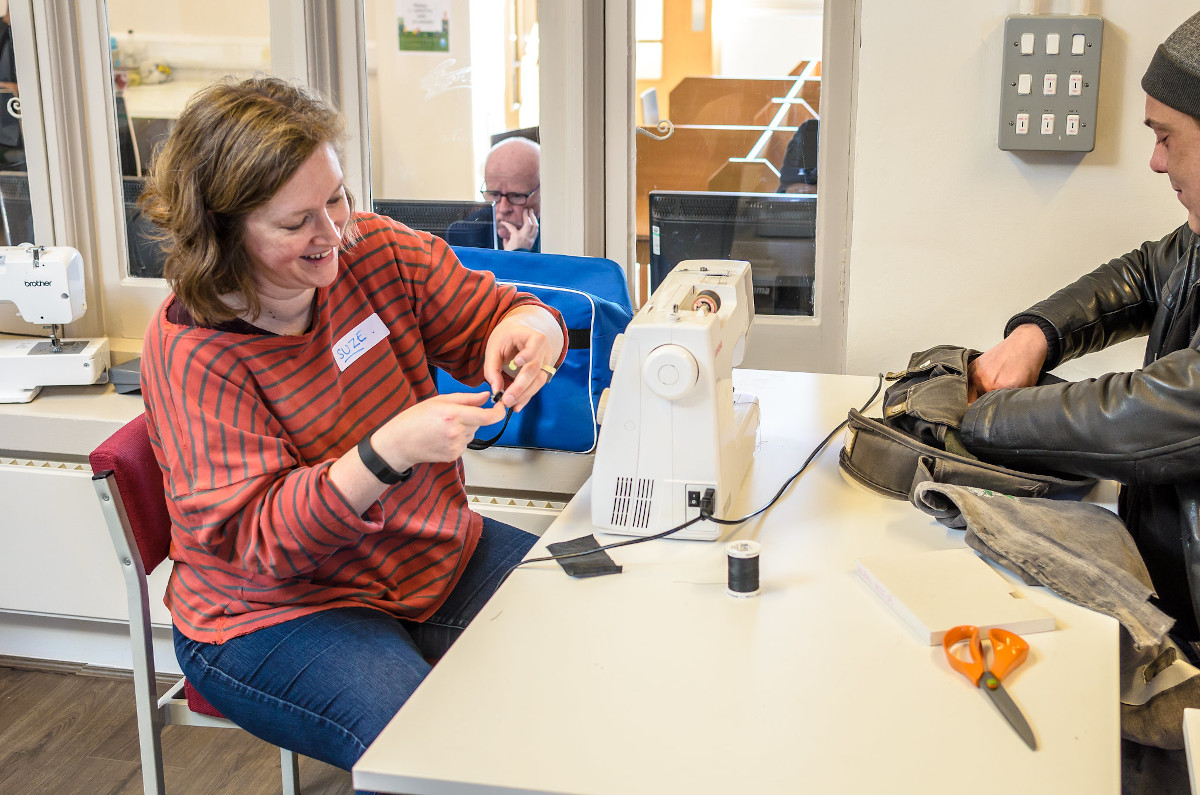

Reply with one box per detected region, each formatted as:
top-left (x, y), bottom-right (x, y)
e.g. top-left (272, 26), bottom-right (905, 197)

top-left (174, 517), bottom-right (535, 775)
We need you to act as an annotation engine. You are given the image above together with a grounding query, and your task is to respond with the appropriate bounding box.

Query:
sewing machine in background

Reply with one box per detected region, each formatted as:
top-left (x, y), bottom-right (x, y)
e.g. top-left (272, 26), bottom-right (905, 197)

top-left (591, 259), bottom-right (759, 541)
top-left (0, 245), bottom-right (110, 403)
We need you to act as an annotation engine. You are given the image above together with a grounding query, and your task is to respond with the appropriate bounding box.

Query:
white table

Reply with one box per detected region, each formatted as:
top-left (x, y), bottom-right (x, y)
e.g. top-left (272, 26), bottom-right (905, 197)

top-left (1186, 708), bottom-right (1200, 794)
top-left (121, 80), bottom-right (209, 121)
top-left (354, 370), bottom-right (1119, 794)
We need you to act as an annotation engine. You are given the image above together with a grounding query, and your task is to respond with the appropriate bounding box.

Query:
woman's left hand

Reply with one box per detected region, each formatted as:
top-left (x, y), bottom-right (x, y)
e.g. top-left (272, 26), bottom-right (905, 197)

top-left (484, 304), bottom-right (565, 411)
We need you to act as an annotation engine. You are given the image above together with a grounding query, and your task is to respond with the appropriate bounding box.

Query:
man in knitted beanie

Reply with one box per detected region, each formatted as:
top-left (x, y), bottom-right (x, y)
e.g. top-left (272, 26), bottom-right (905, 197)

top-left (959, 10), bottom-right (1200, 781)
top-left (1141, 10), bottom-right (1200, 232)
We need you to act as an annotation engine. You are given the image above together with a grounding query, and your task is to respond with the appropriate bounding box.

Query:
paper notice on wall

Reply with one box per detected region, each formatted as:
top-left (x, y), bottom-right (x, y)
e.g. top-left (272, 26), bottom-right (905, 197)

top-left (397, 0), bottom-right (450, 52)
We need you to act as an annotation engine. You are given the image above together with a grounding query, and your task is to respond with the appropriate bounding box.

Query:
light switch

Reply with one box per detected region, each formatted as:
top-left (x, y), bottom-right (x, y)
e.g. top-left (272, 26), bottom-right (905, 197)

top-left (999, 14), bottom-right (1102, 153)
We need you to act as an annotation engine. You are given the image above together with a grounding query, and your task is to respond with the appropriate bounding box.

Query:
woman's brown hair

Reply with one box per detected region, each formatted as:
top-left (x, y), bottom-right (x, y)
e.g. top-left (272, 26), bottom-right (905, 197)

top-left (140, 76), bottom-right (359, 326)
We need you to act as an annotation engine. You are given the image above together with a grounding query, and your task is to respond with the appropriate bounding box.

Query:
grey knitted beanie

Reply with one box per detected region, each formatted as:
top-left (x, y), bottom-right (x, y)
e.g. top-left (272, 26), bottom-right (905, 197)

top-left (1142, 11), bottom-right (1200, 119)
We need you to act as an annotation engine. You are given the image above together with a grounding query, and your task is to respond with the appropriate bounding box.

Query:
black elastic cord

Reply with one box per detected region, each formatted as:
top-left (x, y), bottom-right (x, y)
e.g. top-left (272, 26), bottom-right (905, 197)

top-left (467, 405), bottom-right (514, 451)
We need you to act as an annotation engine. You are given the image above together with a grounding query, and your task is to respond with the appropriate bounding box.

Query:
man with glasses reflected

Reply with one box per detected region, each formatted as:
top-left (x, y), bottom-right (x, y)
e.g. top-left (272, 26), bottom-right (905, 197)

top-left (483, 136), bottom-right (540, 251)
top-left (450, 136), bottom-right (541, 252)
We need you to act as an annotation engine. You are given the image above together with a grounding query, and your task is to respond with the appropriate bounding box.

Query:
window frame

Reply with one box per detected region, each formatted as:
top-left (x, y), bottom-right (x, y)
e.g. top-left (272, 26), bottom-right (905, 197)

top-left (602, 0), bottom-right (854, 372)
top-left (16, 1), bottom-right (332, 354)
top-left (16, 0), bottom-right (853, 371)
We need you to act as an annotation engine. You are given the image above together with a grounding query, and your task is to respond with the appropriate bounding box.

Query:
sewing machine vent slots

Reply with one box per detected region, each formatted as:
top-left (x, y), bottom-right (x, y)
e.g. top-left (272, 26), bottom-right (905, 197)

top-left (608, 475), bottom-right (656, 530)
top-left (591, 260), bottom-right (759, 541)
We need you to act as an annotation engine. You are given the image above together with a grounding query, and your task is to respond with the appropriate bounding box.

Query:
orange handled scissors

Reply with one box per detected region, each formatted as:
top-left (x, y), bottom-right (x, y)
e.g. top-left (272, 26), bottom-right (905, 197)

top-left (942, 625), bottom-right (1037, 750)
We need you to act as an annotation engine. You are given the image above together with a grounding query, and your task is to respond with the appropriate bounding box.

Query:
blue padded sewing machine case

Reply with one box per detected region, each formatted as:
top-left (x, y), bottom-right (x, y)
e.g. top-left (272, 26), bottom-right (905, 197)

top-left (436, 247), bottom-right (635, 453)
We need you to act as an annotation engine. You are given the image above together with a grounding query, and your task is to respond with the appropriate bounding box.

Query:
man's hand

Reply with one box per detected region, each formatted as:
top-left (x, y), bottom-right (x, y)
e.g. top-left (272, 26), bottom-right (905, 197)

top-left (967, 323), bottom-right (1049, 403)
top-left (499, 209), bottom-right (539, 251)
top-left (483, 305), bottom-right (564, 410)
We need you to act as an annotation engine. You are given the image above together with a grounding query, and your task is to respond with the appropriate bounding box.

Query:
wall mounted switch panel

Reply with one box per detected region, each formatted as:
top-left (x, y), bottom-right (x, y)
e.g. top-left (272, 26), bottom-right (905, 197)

top-left (998, 14), bottom-right (1102, 152)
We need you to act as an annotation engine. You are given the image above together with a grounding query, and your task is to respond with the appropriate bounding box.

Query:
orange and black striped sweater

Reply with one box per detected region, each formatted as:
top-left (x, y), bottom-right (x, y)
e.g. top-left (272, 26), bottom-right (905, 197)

top-left (141, 213), bottom-right (562, 643)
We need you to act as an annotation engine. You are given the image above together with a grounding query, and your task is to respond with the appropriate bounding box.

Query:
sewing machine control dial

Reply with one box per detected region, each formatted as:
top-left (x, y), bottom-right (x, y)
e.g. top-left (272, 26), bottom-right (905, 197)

top-left (609, 333), bottom-right (626, 372)
top-left (596, 388), bottom-right (611, 426)
top-left (643, 344), bottom-right (698, 400)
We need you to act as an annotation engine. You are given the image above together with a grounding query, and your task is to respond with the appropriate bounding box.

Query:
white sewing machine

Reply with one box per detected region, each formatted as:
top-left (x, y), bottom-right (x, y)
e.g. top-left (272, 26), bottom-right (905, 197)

top-left (0, 245), bottom-right (110, 403)
top-left (591, 260), bottom-right (759, 541)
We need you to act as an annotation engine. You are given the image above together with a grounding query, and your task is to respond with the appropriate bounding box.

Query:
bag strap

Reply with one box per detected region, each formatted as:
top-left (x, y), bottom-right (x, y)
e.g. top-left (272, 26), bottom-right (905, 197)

top-left (840, 409), bottom-right (1094, 501)
top-left (567, 328), bottom-right (591, 350)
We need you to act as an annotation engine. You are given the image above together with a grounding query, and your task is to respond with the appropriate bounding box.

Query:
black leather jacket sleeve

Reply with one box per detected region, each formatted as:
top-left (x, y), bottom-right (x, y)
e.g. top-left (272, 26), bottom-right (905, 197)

top-left (961, 351), bottom-right (1200, 484)
top-left (1005, 227), bottom-right (1192, 371)
top-left (961, 225), bottom-right (1200, 486)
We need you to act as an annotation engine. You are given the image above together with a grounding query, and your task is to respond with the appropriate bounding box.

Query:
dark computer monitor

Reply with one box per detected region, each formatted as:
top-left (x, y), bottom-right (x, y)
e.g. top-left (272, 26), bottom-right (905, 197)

top-left (372, 199), bottom-right (498, 249)
top-left (122, 175), bottom-right (145, 204)
top-left (122, 176), bottom-right (167, 279)
top-left (0, 171), bottom-right (33, 247)
top-left (0, 172), bottom-right (166, 277)
top-left (648, 190), bottom-right (816, 316)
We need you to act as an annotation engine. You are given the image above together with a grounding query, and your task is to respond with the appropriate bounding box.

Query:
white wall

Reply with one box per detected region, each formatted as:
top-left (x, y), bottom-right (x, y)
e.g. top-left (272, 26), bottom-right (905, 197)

top-left (365, 0), bottom-right (482, 200)
top-left (105, 1), bottom-right (271, 81)
top-left (713, 0), bottom-right (823, 76)
top-left (844, 0), bottom-right (1188, 378)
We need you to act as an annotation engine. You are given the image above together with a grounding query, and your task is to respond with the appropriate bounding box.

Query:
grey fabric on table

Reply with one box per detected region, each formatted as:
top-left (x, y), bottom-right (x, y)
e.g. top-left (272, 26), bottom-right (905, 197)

top-left (1122, 671), bottom-right (1200, 750)
top-left (910, 481), bottom-right (1174, 652)
top-left (908, 482), bottom-right (1200, 748)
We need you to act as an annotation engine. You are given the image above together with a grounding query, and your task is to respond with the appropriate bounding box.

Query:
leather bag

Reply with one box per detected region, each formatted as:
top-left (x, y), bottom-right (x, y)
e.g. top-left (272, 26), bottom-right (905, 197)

top-left (839, 345), bottom-right (1096, 501)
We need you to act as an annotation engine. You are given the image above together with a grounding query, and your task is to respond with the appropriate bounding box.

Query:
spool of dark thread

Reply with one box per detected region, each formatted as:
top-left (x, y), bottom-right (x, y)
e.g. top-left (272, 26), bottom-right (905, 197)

top-left (694, 289), bottom-right (722, 314)
top-left (726, 540), bottom-right (761, 598)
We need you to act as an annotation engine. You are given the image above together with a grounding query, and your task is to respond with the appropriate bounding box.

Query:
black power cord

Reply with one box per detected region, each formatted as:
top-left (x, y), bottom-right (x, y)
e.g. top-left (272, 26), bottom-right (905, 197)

top-left (0, 329), bottom-right (53, 339)
top-left (702, 374), bottom-right (885, 526)
top-left (492, 374), bottom-right (885, 590)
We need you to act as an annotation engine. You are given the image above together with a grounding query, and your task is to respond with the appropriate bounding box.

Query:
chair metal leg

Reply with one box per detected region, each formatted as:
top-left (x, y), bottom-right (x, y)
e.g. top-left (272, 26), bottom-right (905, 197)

top-left (95, 474), bottom-right (168, 795)
top-left (281, 747), bottom-right (301, 795)
top-left (134, 684), bottom-right (167, 795)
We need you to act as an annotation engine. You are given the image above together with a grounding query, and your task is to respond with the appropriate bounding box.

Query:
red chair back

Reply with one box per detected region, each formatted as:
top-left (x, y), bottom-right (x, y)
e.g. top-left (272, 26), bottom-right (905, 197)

top-left (89, 414), bottom-right (173, 574)
top-left (90, 413), bottom-right (227, 719)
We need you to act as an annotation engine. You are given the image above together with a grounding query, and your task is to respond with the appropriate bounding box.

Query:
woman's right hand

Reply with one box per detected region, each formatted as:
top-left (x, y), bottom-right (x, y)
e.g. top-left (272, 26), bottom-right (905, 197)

top-left (371, 391), bottom-right (507, 471)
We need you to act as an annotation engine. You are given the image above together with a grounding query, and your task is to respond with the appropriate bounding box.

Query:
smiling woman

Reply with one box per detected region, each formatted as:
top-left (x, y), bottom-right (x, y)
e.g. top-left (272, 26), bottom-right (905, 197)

top-left (133, 75), bottom-right (566, 775)
top-left (139, 77), bottom-right (357, 329)
top-left (239, 145), bottom-right (351, 334)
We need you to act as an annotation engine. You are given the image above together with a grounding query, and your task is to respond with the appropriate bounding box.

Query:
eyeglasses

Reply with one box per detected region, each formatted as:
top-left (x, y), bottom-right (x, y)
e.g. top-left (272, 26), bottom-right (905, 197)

top-left (480, 185), bottom-right (540, 206)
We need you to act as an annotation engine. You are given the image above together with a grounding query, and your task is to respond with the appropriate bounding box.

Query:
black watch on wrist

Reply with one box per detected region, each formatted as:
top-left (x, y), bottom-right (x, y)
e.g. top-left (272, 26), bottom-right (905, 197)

top-left (357, 435), bottom-right (414, 485)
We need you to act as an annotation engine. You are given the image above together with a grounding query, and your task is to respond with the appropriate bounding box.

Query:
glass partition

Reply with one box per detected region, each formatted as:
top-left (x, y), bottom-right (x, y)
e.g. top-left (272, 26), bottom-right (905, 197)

top-left (363, 0), bottom-right (543, 251)
top-left (103, 1), bottom-right (274, 278)
top-left (0, 8), bottom-right (30, 247)
top-left (633, 0), bottom-right (822, 313)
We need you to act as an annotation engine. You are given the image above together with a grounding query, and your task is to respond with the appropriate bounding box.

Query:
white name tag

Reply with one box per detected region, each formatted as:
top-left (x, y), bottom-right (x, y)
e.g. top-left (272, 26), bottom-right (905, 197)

top-left (332, 313), bottom-right (388, 372)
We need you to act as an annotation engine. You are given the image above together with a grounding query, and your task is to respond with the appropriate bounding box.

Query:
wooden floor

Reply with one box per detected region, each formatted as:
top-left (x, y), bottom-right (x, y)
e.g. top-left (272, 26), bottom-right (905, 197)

top-left (0, 659), bottom-right (354, 795)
